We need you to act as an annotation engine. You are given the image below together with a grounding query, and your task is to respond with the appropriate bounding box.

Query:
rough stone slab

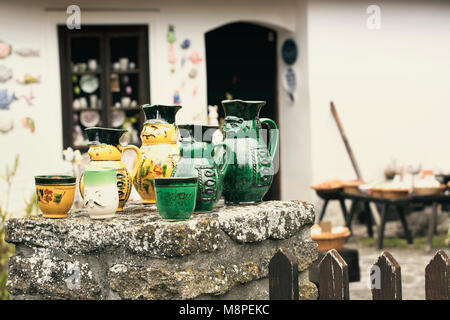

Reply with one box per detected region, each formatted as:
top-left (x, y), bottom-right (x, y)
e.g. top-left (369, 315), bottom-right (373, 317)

top-left (6, 200), bottom-right (317, 300)
top-left (7, 248), bottom-right (101, 299)
top-left (5, 201), bottom-right (314, 258)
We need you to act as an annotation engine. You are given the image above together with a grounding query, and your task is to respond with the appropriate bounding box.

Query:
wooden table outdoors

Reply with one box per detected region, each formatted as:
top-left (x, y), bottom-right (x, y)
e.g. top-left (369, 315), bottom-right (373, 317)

top-left (317, 190), bottom-right (450, 250)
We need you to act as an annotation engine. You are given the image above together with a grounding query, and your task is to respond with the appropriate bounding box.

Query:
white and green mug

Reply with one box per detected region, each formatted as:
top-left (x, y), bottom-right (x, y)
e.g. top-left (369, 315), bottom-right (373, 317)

top-left (83, 167), bottom-right (118, 219)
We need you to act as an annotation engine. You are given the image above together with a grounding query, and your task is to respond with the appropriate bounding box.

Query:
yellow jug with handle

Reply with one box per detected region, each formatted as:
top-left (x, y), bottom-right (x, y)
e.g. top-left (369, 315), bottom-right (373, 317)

top-left (79, 127), bottom-right (142, 212)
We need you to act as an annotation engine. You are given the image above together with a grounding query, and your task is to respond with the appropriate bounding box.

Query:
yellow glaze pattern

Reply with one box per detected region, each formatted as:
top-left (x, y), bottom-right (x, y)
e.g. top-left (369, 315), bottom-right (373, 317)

top-left (36, 184), bottom-right (75, 218)
top-left (80, 143), bottom-right (142, 211)
top-left (134, 122), bottom-right (180, 204)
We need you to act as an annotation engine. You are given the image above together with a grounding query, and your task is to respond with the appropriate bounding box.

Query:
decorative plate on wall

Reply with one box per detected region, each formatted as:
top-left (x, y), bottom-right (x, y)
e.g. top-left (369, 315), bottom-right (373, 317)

top-left (80, 110), bottom-right (100, 127)
top-left (281, 38), bottom-right (298, 65)
top-left (79, 75), bottom-right (99, 94)
top-left (111, 110), bottom-right (126, 128)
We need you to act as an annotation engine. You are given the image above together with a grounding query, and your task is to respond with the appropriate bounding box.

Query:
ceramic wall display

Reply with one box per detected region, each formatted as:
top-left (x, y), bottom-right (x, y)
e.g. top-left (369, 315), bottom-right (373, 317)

top-left (35, 175), bottom-right (76, 218)
top-left (181, 39), bottom-right (190, 50)
top-left (173, 91), bottom-right (181, 104)
top-left (220, 99), bottom-right (279, 204)
top-left (15, 47), bottom-right (39, 57)
top-left (80, 75), bottom-right (99, 93)
top-left (189, 51), bottom-right (203, 65)
top-left (22, 117), bottom-right (35, 133)
top-left (83, 167), bottom-right (119, 219)
top-left (167, 25), bottom-right (176, 44)
top-left (153, 177), bottom-right (198, 220)
top-left (172, 125), bottom-right (230, 212)
top-left (0, 89), bottom-right (17, 110)
top-left (0, 65), bottom-right (12, 83)
top-left (79, 127), bottom-right (142, 211)
top-left (188, 68), bottom-right (197, 79)
top-left (168, 44), bottom-right (176, 65)
top-left (0, 110), bottom-right (14, 134)
top-left (281, 38), bottom-right (298, 65)
top-left (20, 91), bottom-right (35, 106)
top-left (133, 104), bottom-right (182, 204)
top-left (0, 41), bottom-right (11, 59)
top-left (16, 74), bottom-right (40, 85)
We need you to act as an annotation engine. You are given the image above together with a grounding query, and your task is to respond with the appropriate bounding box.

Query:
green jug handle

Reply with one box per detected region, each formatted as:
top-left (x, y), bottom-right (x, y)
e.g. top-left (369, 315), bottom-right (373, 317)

top-left (260, 118), bottom-right (279, 162)
top-left (212, 142), bottom-right (231, 177)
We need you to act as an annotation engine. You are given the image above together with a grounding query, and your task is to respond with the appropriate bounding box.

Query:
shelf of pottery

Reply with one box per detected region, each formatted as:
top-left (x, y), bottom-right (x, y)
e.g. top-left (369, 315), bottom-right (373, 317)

top-left (70, 36), bottom-right (141, 148)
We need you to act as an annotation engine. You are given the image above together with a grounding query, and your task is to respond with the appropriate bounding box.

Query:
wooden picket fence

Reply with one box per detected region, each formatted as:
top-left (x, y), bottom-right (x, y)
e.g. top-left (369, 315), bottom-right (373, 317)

top-left (269, 247), bottom-right (450, 300)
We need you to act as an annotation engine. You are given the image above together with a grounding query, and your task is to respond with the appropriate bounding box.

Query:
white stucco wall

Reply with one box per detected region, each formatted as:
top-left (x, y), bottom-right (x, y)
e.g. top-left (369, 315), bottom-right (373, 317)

top-left (0, 0), bottom-right (310, 214)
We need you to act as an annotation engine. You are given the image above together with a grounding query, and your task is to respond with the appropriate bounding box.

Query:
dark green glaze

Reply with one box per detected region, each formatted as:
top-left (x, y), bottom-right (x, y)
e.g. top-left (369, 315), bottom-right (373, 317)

top-left (141, 104), bottom-right (182, 124)
top-left (220, 99), bottom-right (279, 205)
top-left (35, 175), bottom-right (76, 185)
top-left (153, 177), bottom-right (198, 220)
top-left (84, 127), bottom-right (127, 145)
top-left (172, 125), bottom-right (229, 212)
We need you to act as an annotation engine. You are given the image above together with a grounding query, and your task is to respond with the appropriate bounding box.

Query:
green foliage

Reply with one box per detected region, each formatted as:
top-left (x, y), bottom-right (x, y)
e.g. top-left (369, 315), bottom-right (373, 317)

top-left (0, 155), bottom-right (20, 300)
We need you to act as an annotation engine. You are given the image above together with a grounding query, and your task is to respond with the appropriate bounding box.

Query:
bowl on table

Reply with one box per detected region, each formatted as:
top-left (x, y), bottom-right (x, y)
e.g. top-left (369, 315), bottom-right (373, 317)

top-left (310, 224), bottom-right (351, 251)
top-left (342, 180), bottom-right (365, 195)
top-left (379, 188), bottom-right (410, 200)
top-left (414, 185), bottom-right (445, 196)
top-left (35, 175), bottom-right (76, 218)
top-left (311, 180), bottom-right (344, 195)
top-left (153, 177), bottom-right (198, 221)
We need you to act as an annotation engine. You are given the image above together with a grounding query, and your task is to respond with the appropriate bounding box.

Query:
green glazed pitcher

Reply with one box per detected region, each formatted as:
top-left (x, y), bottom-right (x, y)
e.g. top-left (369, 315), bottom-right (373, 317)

top-left (220, 99), bottom-right (279, 204)
top-left (171, 125), bottom-right (230, 212)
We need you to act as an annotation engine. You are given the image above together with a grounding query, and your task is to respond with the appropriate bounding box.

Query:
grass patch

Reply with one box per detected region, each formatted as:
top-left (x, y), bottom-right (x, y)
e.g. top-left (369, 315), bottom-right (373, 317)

top-left (356, 234), bottom-right (448, 249)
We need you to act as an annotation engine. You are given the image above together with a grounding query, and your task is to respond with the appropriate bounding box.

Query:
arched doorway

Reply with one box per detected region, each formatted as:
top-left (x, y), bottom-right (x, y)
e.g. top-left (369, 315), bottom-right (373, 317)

top-left (205, 22), bottom-right (280, 200)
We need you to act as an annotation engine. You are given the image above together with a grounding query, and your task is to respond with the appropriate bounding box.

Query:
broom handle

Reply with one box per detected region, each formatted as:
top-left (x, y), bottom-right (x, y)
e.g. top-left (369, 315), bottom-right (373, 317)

top-left (330, 101), bottom-right (363, 181)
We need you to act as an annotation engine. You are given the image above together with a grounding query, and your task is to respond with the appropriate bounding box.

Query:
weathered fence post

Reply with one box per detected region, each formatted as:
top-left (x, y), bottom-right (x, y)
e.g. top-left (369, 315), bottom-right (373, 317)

top-left (318, 249), bottom-right (349, 300)
top-left (425, 250), bottom-right (450, 300)
top-left (269, 247), bottom-right (299, 300)
top-left (371, 251), bottom-right (402, 300)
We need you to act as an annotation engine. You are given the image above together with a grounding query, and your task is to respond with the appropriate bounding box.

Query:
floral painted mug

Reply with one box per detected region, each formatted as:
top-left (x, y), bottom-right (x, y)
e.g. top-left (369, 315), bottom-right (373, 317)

top-left (83, 167), bottom-right (119, 219)
top-left (35, 175), bottom-right (76, 218)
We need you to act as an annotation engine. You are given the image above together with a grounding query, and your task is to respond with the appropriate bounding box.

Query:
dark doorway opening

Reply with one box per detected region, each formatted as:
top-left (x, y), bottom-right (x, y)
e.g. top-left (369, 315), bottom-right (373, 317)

top-left (205, 22), bottom-right (280, 200)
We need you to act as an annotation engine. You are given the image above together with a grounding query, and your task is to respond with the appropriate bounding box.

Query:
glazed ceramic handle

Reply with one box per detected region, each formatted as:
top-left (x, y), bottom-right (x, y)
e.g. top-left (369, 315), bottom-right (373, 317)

top-left (122, 145), bottom-right (142, 179)
top-left (213, 142), bottom-right (231, 177)
top-left (260, 118), bottom-right (279, 162)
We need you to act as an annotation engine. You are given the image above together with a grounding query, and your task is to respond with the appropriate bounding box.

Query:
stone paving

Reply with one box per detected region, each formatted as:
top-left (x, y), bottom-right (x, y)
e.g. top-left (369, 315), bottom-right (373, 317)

top-left (345, 243), bottom-right (449, 300)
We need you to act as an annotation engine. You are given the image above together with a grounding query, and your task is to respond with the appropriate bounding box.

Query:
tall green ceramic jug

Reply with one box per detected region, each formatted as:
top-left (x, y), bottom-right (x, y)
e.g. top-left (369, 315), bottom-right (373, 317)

top-left (220, 99), bottom-right (278, 204)
top-left (171, 125), bottom-right (230, 212)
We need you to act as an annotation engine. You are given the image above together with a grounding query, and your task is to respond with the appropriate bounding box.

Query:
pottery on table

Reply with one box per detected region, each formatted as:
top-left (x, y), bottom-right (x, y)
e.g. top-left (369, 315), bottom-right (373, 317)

top-left (133, 104), bottom-right (182, 204)
top-left (220, 99), bottom-right (279, 205)
top-left (153, 177), bottom-right (198, 220)
top-left (172, 125), bottom-right (230, 212)
top-left (80, 127), bottom-right (142, 211)
top-left (83, 167), bottom-right (119, 219)
top-left (35, 175), bottom-right (76, 218)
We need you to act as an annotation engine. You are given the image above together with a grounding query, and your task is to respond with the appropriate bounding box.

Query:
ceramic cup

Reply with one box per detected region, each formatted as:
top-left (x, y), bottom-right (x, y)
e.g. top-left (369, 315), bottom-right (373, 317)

top-left (89, 94), bottom-right (98, 109)
top-left (129, 62), bottom-right (136, 70)
top-left (121, 96), bottom-right (131, 108)
top-left (35, 175), bottom-right (76, 218)
top-left (119, 57), bottom-right (129, 71)
top-left (83, 167), bottom-right (119, 219)
top-left (112, 62), bottom-right (120, 71)
top-left (153, 177), bottom-right (198, 221)
top-left (88, 59), bottom-right (98, 71)
top-left (79, 97), bottom-right (88, 108)
top-left (78, 63), bottom-right (87, 72)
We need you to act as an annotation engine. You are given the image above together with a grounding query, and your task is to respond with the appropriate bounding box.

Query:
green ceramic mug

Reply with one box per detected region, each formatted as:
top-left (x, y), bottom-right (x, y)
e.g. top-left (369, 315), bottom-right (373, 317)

top-left (153, 177), bottom-right (198, 221)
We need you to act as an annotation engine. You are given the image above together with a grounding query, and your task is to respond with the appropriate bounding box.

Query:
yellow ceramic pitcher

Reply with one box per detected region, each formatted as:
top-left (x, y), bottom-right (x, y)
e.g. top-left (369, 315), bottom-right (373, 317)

top-left (80, 127), bottom-right (142, 211)
top-left (133, 104), bottom-right (182, 204)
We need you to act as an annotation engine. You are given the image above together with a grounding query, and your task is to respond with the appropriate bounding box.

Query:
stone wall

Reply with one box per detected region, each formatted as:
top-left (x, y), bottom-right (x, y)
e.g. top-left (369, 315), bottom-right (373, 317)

top-left (5, 201), bottom-right (318, 300)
